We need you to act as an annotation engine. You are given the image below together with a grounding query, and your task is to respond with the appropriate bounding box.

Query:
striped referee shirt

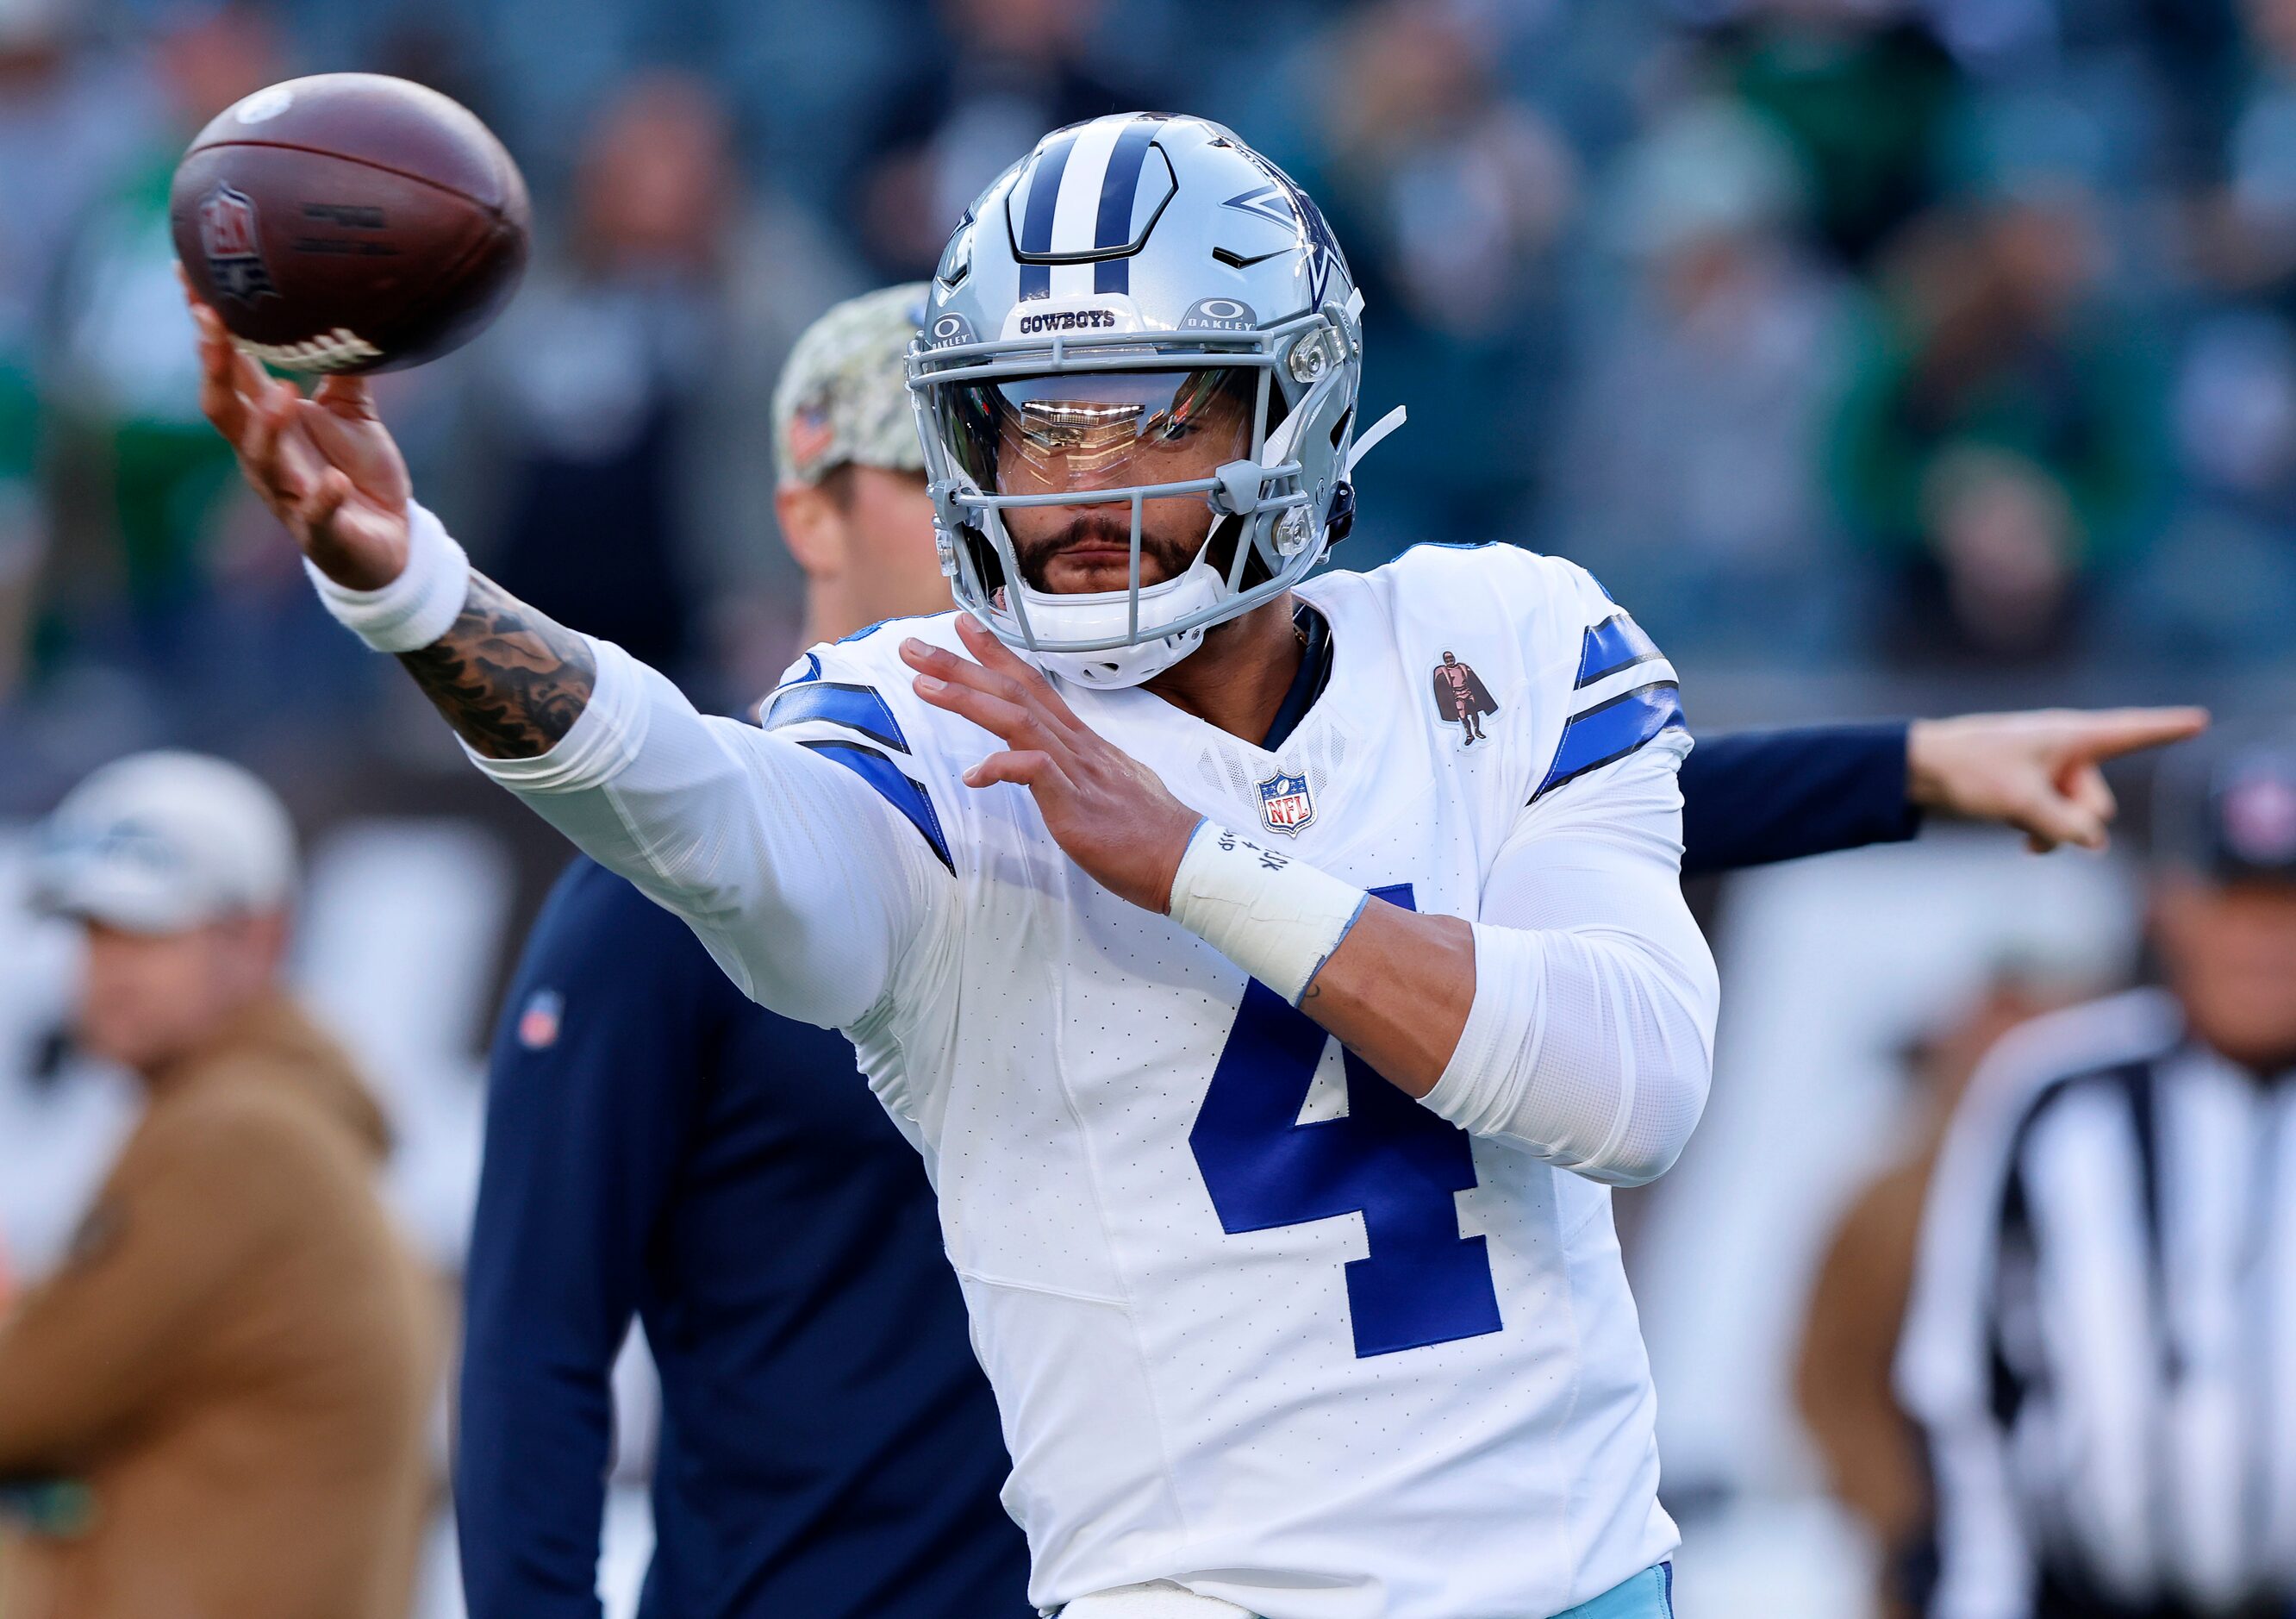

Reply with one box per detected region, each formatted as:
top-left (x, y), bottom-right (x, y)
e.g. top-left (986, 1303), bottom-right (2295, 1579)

top-left (1898, 990), bottom-right (2296, 1619)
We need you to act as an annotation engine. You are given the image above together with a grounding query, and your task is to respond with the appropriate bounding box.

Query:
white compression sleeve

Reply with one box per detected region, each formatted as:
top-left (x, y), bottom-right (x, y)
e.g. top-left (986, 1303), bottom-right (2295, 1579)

top-left (467, 636), bottom-right (948, 1029)
top-left (1418, 740), bottom-right (1717, 1187)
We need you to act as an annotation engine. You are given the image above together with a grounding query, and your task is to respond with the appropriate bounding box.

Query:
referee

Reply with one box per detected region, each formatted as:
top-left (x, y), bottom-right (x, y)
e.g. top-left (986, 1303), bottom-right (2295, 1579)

top-left (1900, 729), bottom-right (2296, 1619)
top-left (452, 284), bottom-right (2205, 1619)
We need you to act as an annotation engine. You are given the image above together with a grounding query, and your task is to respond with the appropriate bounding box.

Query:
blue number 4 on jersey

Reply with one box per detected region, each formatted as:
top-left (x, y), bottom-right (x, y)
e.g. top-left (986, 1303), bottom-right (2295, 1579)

top-left (1189, 885), bottom-right (1505, 1358)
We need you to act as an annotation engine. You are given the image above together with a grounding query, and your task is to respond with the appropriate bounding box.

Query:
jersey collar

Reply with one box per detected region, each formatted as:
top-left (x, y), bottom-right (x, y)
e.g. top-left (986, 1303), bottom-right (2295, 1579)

top-left (1260, 603), bottom-right (1333, 753)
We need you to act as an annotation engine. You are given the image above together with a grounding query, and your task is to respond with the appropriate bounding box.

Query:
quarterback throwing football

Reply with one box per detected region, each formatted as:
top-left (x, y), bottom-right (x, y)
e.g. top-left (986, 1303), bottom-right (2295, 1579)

top-left (197, 116), bottom-right (1720, 1619)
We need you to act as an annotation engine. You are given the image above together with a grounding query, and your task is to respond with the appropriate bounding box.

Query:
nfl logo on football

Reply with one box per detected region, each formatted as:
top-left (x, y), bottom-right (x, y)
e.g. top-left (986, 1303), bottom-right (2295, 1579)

top-left (1256, 771), bottom-right (1315, 837)
top-left (199, 184), bottom-right (278, 302)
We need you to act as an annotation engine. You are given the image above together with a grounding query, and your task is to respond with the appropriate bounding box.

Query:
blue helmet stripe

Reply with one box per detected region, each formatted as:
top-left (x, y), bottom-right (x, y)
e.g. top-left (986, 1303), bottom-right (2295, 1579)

top-left (1092, 117), bottom-right (1157, 295)
top-left (1016, 126), bottom-right (1079, 301)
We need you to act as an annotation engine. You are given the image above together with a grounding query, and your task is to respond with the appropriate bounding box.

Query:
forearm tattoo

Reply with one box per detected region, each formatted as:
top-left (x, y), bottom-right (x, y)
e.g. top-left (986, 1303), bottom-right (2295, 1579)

top-left (396, 571), bottom-right (597, 759)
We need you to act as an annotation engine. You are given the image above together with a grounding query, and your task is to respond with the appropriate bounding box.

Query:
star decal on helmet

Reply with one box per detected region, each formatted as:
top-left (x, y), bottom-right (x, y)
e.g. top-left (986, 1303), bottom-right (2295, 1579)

top-left (1221, 161), bottom-right (1343, 309)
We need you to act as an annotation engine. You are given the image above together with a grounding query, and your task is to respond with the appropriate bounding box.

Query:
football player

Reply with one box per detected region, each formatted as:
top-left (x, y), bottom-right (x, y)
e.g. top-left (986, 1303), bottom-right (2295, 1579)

top-left (193, 116), bottom-right (2195, 1619)
top-left (452, 280), bottom-right (2195, 1619)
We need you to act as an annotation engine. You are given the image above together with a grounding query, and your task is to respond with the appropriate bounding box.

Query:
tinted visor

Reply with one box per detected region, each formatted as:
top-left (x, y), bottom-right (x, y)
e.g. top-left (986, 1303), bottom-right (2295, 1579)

top-left (932, 366), bottom-right (1258, 496)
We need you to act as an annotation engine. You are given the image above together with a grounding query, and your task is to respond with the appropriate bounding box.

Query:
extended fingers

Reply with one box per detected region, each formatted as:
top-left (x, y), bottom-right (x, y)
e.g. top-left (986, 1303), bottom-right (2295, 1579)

top-left (962, 749), bottom-right (1059, 791)
top-left (953, 612), bottom-right (1077, 719)
top-left (2050, 706), bottom-right (2211, 765)
top-left (247, 381), bottom-right (317, 500)
top-left (191, 304), bottom-right (254, 439)
top-left (902, 634), bottom-right (1056, 723)
top-left (909, 657), bottom-right (1066, 753)
top-left (912, 666), bottom-right (1030, 732)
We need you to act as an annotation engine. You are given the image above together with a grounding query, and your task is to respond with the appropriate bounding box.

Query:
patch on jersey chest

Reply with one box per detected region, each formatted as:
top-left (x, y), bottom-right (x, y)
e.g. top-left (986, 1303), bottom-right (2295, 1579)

top-left (1427, 650), bottom-right (1499, 747)
top-left (1255, 770), bottom-right (1316, 836)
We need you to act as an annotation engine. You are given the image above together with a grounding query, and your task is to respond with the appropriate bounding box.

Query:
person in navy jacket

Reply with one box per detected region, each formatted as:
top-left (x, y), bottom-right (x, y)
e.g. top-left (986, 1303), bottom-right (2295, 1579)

top-left (453, 286), bottom-right (2206, 1619)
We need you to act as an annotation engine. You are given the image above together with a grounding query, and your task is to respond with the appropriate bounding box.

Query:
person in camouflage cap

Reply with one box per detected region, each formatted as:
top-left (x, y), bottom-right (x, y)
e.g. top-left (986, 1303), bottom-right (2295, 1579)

top-left (771, 283), bottom-right (950, 645)
top-left (450, 277), bottom-right (1037, 1619)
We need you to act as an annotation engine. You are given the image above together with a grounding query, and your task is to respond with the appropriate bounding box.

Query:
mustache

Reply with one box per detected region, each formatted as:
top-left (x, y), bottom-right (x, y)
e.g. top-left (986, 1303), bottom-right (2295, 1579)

top-left (1012, 513), bottom-right (1197, 590)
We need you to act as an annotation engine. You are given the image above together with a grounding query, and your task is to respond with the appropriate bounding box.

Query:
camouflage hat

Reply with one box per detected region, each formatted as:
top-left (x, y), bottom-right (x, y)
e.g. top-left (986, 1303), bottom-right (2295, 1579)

top-left (773, 283), bottom-right (929, 487)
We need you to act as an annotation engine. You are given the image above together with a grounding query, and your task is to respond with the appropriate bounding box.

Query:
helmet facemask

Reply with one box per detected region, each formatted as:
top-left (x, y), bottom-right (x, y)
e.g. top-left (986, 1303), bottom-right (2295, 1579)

top-left (910, 313), bottom-right (1359, 689)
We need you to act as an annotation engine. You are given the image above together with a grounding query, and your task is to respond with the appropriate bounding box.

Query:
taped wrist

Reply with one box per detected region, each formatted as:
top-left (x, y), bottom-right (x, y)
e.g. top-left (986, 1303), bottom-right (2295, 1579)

top-left (305, 500), bottom-right (470, 653)
top-left (1165, 822), bottom-right (1367, 1005)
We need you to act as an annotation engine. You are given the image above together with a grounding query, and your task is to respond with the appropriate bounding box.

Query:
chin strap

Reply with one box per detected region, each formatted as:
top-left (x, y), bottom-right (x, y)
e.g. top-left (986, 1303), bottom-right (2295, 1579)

top-left (1345, 405), bottom-right (1407, 478)
top-left (1260, 361), bottom-right (1346, 476)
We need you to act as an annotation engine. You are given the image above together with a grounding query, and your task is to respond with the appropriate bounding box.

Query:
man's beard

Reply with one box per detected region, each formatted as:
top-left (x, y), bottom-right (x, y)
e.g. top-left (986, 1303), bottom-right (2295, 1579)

top-left (1011, 510), bottom-right (1205, 592)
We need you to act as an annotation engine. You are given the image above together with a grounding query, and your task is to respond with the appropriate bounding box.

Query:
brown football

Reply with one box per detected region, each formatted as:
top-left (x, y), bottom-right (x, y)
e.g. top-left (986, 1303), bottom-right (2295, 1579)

top-left (171, 73), bottom-right (529, 374)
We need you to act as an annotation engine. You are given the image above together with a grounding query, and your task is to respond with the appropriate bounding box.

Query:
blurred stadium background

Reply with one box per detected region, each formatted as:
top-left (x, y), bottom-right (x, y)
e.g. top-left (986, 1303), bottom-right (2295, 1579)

top-left (1, 0), bottom-right (2292, 1615)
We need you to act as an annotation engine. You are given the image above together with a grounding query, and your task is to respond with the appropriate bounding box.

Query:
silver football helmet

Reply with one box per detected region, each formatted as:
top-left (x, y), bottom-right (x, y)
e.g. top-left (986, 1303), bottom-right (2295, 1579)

top-left (908, 114), bottom-right (1404, 688)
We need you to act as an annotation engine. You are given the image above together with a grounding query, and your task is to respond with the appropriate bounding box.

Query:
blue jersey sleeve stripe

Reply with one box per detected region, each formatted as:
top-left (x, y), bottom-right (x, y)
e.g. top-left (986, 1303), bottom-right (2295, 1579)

top-left (763, 683), bottom-right (911, 753)
top-left (797, 741), bottom-right (954, 872)
top-left (1533, 681), bottom-right (1686, 802)
top-left (1574, 613), bottom-right (1663, 688)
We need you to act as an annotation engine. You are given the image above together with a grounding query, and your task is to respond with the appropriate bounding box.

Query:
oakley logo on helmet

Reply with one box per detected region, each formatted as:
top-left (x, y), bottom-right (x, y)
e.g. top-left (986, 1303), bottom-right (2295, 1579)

top-left (925, 312), bottom-right (976, 349)
top-left (1181, 297), bottom-right (1256, 332)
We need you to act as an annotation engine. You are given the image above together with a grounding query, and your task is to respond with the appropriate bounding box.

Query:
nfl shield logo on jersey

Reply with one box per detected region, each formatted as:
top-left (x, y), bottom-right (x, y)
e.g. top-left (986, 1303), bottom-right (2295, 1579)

top-left (1256, 771), bottom-right (1315, 837)
top-left (198, 184), bottom-right (279, 303)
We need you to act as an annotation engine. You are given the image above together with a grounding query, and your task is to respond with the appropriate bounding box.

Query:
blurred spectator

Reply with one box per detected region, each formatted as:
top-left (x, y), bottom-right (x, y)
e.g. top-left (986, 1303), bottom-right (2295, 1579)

top-left (1551, 97), bottom-right (1857, 657)
top-left (40, 4), bottom-right (278, 678)
top-left (771, 284), bottom-right (951, 643)
top-left (2187, 0), bottom-right (2296, 300)
top-left (0, 0), bottom-right (156, 356)
top-left (0, 329), bottom-right (40, 702)
top-left (452, 70), bottom-right (855, 697)
top-left (1318, 0), bottom-right (1577, 341)
top-left (1830, 149), bottom-right (2162, 666)
top-left (2122, 307), bottom-right (2296, 666)
top-left (1899, 729), bottom-right (2296, 1619)
top-left (1294, 0), bottom-right (1578, 552)
top-left (852, 0), bottom-right (1137, 278)
top-left (0, 752), bottom-right (438, 1619)
top-left (1705, 0), bottom-right (1968, 268)
top-left (1795, 973), bottom-right (2068, 1619)
top-left (0, 835), bottom-right (137, 1291)
top-left (0, 0), bottom-right (155, 700)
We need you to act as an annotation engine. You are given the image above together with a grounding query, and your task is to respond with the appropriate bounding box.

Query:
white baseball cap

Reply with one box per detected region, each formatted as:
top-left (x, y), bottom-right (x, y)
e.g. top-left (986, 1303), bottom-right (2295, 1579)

top-left (30, 752), bottom-right (298, 934)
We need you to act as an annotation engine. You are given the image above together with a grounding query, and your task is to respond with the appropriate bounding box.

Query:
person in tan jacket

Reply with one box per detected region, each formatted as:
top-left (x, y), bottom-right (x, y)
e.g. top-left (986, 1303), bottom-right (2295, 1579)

top-left (0, 751), bottom-right (439, 1619)
top-left (1794, 974), bottom-right (2068, 1619)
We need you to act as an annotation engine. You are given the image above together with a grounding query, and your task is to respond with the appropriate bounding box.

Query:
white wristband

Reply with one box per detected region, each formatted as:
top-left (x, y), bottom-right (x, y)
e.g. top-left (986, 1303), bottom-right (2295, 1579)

top-left (304, 500), bottom-right (471, 653)
top-left (1166, 822), bottom-right (1369, 1005)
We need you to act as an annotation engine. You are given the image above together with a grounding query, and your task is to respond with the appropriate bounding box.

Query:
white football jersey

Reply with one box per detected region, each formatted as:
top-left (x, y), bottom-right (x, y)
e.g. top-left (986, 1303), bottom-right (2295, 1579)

top-left (475, 541), bottom-right (1701, 1619)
